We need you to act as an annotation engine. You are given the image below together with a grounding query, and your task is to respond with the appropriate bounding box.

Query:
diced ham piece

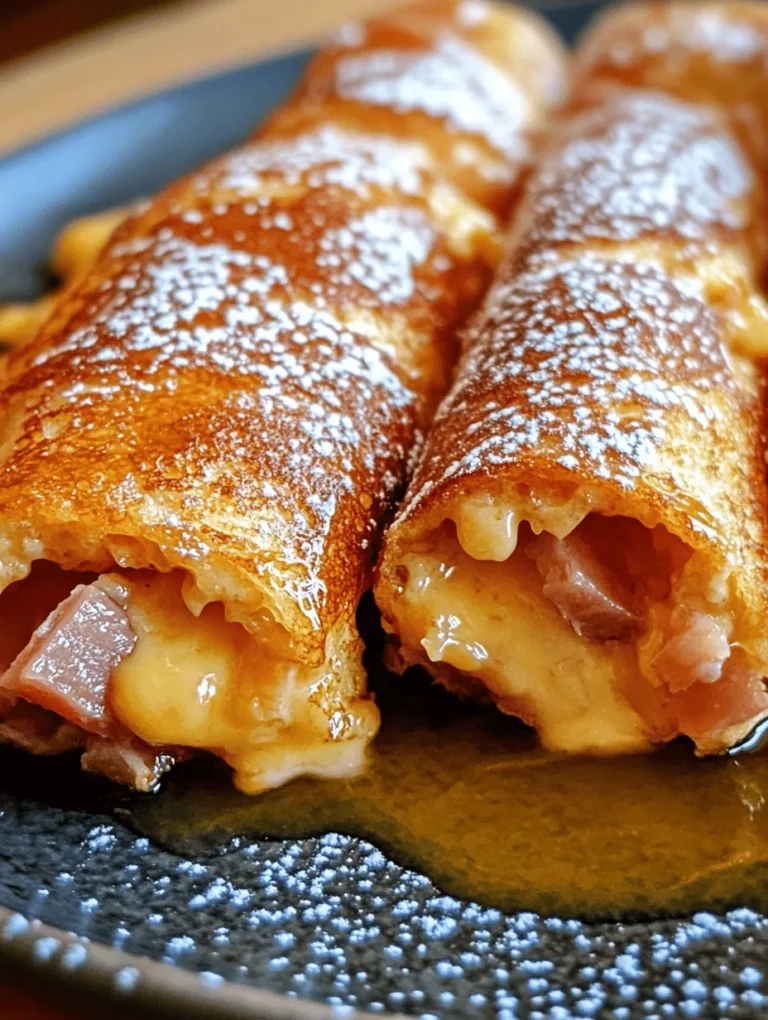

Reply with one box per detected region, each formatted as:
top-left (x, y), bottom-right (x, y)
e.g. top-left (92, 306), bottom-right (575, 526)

top-left (81, 733), bottom-right (179, 793)
top-left (0, 575), bottom-right (186, 791)
top-left (527, 532), bottom-right (640, 641)
top-left (668, 665), bottom-right (768, 751)
top-left (0, 583), bottom-right (136, 734)
top-left (0, 696), bottom-right (179, 789)
top-left (651, 608), bottom-right (731, 693)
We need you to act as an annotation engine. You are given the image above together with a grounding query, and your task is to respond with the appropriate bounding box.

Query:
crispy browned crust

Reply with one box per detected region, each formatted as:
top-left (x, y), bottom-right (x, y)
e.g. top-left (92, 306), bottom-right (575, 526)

top-left (0, 2), bottom-right (567, 681)
top-left (376, 3), bottom-right (768, 714)
top-left (573, 1), bottom-right (768, 168)
top-left (265, 0), bottom-right (568, 217)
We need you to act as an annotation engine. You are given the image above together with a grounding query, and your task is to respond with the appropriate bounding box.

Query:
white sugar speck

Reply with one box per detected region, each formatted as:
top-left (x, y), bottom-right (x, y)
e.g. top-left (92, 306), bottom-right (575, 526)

top-left (33, 936), bottom-right (60, 962)
top-left (333, 36), bottom-right (528, 161)
top-left (114, 966), bottom-right (140, 993)
top-left (3, 913), bottom-right (29, 939)
top-left (60, 943), bottom-right (88, 970)
top-left (200, 970), bottom-right (225, 987)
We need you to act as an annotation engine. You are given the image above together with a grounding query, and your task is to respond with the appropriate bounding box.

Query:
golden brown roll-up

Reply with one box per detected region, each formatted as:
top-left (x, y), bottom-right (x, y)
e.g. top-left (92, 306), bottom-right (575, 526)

top-left (571, 0), bottom-right (768, 360)
top-left (573, 1), bottom-right (768, 175)
top-left (0, 1), bottom-right (567, 791)
top-left (266, 0), bottom-right (567, 216)
top-left (375, 4), bottom-right (768, 757)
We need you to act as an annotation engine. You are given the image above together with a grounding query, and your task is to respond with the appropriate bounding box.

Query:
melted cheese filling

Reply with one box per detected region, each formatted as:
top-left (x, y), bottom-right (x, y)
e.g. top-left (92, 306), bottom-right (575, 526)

top-left (386, 493), bottom-right (760, 755)
top-left (111, 573), bottom-right (286, 749)
top-left (0, 566), bottom-right (377, 793)
top-left (107, 571), bottom-right (377, 792)
top-left (393, 526), bottom-right (650, 754)
top-left (695, 249), bottom-right (768, 360)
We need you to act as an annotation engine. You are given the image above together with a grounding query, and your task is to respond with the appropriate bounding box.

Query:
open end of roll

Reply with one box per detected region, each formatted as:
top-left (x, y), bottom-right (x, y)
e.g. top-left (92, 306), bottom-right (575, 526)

top-left (0, 561), bottom-right (378, 792)
top-left (386, 504), bottom-right (768, 755)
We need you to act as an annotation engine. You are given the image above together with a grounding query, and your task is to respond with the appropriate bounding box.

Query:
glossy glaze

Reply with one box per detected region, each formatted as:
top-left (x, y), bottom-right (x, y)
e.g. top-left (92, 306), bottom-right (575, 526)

top-left (131, 675), bottom-right (768, 919)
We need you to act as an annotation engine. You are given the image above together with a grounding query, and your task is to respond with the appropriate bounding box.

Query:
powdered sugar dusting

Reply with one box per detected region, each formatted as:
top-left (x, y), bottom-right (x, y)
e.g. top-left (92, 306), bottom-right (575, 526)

top-left (602, 5), bottom-right (768, 70)
top-left (332, 35), bottom-right (529, 160)
top-left (317, 207), bottom-right (435, 304)
top-left (522, 91), bottom-right (752, 250)
top-left (30, 223), bottom-right (416, 627)
top-left (0, 0), bottom-right (555, 641)
top-left (329, 20), bottom-right (367, 49)
top-left (6, 123), bottom-right (483, 634)
top-left (212, 127), bottom-right (427, 198)
top-left (4, 812), bottom-right (768, 1019)
top-left (402, 255), bottom-right (735, 516)
top-left (457, 0), bottom-right (490, 29)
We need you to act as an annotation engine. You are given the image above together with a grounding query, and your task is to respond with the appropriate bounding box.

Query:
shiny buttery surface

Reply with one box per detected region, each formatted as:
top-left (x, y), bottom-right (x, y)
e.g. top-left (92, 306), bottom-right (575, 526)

top-left (130, 671), bottom-right (768, 919)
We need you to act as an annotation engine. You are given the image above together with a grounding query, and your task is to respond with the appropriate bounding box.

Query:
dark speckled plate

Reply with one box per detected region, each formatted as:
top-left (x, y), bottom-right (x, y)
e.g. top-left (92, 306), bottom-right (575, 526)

top-left (2, 4), bottom-right (768, 1019)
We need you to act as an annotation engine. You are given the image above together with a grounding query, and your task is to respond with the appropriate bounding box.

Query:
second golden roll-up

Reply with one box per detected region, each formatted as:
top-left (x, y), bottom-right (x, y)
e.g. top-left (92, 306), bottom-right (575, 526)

top-left (376, 1), bottom-right (768, 757)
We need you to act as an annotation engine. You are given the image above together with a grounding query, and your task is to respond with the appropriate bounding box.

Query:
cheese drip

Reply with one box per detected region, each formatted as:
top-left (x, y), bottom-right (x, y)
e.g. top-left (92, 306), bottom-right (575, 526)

top-left (109, 572), bottom-right (378, 792)
top-left (385, 497), bottom-right (768, 756)
top-left (392, 522), bottom-right (649, 754)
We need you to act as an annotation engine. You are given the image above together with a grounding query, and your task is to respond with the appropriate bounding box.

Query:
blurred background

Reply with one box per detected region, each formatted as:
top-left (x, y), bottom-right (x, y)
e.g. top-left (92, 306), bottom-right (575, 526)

top-left (0, 0), bottom-right (585, 156)
top-left (0, 0), bottom-right (401, 155)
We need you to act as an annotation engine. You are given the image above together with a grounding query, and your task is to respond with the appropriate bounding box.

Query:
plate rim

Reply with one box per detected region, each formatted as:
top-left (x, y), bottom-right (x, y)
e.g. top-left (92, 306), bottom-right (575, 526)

top-left (0, 46), bottom-right (313, 168)
top-left (0, 1), bottom-right (603, 168)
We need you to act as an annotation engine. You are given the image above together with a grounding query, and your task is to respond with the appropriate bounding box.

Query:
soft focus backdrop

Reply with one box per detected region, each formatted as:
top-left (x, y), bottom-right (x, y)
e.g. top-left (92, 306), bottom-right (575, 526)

top-left (1, 0), bottom-right (396, 154)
